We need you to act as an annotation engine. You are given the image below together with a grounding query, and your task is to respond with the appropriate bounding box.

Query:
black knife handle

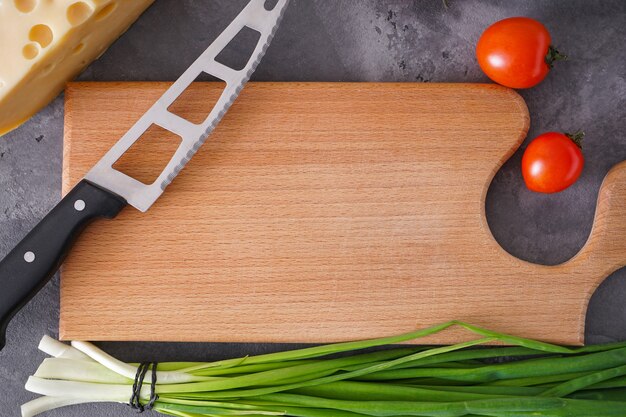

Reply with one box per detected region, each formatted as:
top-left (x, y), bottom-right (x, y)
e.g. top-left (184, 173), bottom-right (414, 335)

top-left (0, 180), bottom-right (126, 350)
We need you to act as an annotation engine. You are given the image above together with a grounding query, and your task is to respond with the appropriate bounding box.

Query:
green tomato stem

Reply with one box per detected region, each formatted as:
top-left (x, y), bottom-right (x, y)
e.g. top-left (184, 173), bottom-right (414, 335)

top-left (545, 45), bottom-right (568, 68)
top-left (565, 130), bottom-right (585, 149)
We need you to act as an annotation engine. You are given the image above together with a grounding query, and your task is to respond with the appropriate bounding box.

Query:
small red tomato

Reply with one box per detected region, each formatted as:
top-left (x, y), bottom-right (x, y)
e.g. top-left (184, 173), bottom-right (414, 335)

top-left (476, 17), bottom-right (566, 89)
top-left (522, 131), bottom-right (584, 193)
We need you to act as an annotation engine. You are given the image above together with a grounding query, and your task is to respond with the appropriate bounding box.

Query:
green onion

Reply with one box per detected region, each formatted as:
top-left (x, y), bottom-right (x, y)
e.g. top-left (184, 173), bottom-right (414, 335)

top-left (22, 321), bottom-right (626, 417)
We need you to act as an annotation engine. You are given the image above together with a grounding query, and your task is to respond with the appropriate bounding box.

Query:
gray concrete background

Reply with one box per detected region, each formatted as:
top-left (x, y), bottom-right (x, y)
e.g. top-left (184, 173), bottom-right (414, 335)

top-left (0, 0), bottom-right (625, 415)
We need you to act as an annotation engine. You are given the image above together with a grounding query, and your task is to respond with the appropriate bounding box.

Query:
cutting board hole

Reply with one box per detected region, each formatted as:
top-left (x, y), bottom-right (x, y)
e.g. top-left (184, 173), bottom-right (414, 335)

top-left (167, 74), bottom-right (227, 125)
top-left (264, 0), bottom-right (279, 10)
top-left (29, 24), bottom-right (53, 48)
top-left (215, 26), bottom-right (261, 71)
top-left (112, 125), bottom-right (182, 185)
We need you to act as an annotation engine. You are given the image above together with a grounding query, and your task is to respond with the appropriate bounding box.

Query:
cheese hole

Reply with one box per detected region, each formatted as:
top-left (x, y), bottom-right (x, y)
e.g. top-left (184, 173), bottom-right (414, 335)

top-left (72, 42), bottom-right (85, 54)
top-left (95, 2), bottom-right (117, 20)
top-left (14, 0), bottom-right (37, 13)
top-left (67, 2), bottom-right (94, 26)
top-left (42, 63), bottom-right (55, 74)
top-left (29, 24), bottom-right (53, 48)
top-left (22, 43), bottom-right (40, 60)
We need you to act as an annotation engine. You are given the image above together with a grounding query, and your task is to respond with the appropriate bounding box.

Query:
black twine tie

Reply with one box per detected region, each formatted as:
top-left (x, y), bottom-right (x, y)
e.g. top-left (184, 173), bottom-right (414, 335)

top-left (129, 362), bottom-right (158, 412)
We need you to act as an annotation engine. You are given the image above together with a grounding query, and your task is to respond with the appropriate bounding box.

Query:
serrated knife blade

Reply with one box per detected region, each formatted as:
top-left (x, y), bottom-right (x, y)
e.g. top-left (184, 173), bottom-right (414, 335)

top-left (0, 0), bottom-right (289, 350)
top-left (87, 0), bottom-right (290, 212)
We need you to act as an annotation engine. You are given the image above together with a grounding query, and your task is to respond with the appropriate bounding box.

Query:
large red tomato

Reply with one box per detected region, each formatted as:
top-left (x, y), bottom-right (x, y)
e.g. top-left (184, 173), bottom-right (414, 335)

top-left (521, 132), bottom-right (584, 193)
top-left (476, 17), bottom-right (565, 89)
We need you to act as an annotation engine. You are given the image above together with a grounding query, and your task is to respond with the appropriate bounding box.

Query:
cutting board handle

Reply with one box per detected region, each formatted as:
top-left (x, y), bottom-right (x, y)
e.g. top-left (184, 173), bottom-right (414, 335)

top-left (571, 160), bottom-right (626, 282)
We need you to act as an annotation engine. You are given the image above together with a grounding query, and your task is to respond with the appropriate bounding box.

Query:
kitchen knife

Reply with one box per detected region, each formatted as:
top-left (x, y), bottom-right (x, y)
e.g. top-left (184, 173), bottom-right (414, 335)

top-left (0, 0), bottom-right (290, 350)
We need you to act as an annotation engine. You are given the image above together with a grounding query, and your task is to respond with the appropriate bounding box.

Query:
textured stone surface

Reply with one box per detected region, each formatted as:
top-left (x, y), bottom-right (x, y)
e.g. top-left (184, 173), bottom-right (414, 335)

top-left (0, 0), bottom-right (624, 415)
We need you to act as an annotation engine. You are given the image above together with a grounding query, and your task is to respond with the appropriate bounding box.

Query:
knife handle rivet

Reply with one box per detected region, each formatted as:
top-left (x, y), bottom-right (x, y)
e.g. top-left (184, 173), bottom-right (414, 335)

top-left (74, 199), bottom-right (86, 211)
top-left (24, 251), bottom-right (35, 263)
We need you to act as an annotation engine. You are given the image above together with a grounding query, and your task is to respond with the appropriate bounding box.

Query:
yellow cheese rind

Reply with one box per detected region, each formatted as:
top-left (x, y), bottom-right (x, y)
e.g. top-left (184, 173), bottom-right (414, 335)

top-left (0, 0), bottom-right (154, 136)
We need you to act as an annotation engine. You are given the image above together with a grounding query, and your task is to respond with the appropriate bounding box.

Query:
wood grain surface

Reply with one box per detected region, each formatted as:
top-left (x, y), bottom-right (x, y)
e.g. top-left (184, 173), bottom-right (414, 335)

top-left (61, 82), bottom-right (626, 345)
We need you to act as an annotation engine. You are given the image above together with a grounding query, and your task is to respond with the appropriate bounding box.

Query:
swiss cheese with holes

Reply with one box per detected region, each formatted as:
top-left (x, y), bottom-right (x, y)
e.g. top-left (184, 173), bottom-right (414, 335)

top-left (0, 0), bottom-right (154, 136)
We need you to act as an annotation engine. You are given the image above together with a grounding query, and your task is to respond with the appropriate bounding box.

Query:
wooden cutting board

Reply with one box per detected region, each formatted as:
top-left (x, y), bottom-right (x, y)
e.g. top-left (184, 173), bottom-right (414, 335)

top-left (61, 82), bottom-right (626, 345)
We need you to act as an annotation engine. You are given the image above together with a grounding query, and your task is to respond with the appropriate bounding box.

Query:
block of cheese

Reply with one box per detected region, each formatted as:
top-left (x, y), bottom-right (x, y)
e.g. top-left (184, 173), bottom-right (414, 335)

top-left (0, 0), bottom-right (154, 136)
